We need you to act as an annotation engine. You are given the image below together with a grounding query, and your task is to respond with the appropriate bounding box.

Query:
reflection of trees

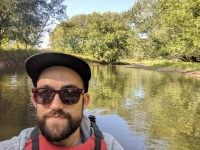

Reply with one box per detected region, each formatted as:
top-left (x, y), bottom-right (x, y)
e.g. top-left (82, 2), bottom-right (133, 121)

top-left (136, 72), bottom-right (200, 149)
top-left (0, 68), bottom-right (35, 140)
top-left (89, 64), bottom-right (132, 111)
top-left (88, 64), bottom-right (200, 149)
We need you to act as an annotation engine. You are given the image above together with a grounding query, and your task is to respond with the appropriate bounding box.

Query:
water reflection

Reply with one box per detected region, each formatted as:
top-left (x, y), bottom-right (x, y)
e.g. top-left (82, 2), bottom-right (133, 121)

top-left (0, 65), bottom-right (200, 150)
top-left (0, 68), bottom-right (35, 140)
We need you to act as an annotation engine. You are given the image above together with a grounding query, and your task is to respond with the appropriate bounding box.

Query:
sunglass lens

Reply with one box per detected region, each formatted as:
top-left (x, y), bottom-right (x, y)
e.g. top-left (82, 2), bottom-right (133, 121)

top-left (60, 89), bottom-right (81, 104)
top-left (34, 89), bottom-right (55, 104)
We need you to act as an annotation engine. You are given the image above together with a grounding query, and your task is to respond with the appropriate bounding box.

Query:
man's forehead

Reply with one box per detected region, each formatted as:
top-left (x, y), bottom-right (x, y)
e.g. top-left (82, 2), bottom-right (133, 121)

top-left (40, 66), bottom-right (81, 77)
top-left (37, 66), bottom-right (84, 86)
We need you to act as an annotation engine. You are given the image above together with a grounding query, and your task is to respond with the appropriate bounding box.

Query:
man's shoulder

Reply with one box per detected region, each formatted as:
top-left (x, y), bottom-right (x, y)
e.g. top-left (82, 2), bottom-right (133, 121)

top-left (0, 127), bottom-right (34, 150)
top-left (102, 132), bottom-right (124, 150)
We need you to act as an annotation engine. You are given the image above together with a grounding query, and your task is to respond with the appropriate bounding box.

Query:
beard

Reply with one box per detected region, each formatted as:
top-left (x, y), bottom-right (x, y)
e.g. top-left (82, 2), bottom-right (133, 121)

top-left (37, 109), bottom-right (83, 142)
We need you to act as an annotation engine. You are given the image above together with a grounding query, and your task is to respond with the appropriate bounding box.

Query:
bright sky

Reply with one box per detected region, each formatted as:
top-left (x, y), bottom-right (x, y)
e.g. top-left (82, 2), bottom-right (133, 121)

top-left (41, 0), bottom-right (136, 48)
top-left (64, 0), bottom-right (136, 18)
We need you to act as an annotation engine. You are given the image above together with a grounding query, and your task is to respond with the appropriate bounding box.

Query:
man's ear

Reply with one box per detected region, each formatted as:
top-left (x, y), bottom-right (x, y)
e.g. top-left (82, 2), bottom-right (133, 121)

top-left (83, 93), bottom-right (90, 108)
top-left (31, 93), bottom-right (37, 108)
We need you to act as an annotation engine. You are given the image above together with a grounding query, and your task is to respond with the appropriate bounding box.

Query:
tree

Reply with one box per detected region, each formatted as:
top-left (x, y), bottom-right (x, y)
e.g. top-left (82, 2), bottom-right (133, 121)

top-left (124, 0), bottom-right (200, 62)
top-left (0, 0), bottom-right (67, 49)
top-left (50, 12), bottom-right (133, 63)
top-left (125, 0), bottom-right (168, 59)
top-left (158, 0), bottom-right (200, 61)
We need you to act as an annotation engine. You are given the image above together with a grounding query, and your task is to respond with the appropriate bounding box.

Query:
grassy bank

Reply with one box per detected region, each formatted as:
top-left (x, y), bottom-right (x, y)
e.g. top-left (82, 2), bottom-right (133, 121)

top-left (0, 49), bottom-right (41, 68)
top-left (74, 54), bottom-right (200, 71)
top-left (0, 49), bottom-right (199, 73)
top-left (75, 54), bottom-right (200, 79)
top-left (152, 61), bottom-right (200, 71)
top-left (120, 58), bottom-right (200, 71)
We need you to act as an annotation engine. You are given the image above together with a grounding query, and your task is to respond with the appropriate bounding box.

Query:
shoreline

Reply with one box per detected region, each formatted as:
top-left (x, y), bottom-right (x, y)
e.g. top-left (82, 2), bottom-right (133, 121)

top-left (127, 64), bottom-right (200, 79)
top-left (0, 58), bottom-right (199, 80)
top-left (0, 58), bottom-right (25, 69)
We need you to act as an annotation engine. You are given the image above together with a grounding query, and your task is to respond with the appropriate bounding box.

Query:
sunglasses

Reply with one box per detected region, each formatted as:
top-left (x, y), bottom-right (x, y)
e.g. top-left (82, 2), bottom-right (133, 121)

top-left (32, 88), bottom-right (84, 105)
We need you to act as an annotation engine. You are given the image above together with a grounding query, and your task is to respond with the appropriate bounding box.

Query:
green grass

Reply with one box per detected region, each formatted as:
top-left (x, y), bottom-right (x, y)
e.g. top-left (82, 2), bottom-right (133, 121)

top-left (153, 61), bottom-right (200, 71)
top-left (0, 48), bottom-right (42, 59)
top-left (120, 58), bottom-right (200, 71)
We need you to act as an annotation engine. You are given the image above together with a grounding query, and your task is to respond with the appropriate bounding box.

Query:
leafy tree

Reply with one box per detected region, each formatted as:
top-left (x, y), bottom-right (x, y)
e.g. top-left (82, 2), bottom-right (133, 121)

top-left (50, 0), bottom-right (200, 62)
top-left (157, 0), bottom-right (200, 61)
top-left (0, 0), bottom-right (67, 49)
top-left (125, 0), bottom-right (169, 59)
top-left (50, 12), bottom-right (133, 63)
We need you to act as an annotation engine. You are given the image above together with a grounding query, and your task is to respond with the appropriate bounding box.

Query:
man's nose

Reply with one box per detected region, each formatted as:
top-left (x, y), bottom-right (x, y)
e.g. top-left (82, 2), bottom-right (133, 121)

top-left (49, 93), bottom-right (64, 110)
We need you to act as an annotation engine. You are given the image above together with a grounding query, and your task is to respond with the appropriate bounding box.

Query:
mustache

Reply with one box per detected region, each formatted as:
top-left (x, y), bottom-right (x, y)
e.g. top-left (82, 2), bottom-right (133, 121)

top-left (43, 109), bottom-right (71, 119)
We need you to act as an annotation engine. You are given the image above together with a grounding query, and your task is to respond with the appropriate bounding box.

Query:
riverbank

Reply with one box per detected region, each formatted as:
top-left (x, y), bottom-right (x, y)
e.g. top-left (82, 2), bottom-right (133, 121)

top-left (0, 56), bottom-right (25, 68)
top-left (128, 63), bottom-right (200, 79)
top-left (0, 49), bottom-right (199, 79)
top-left (0, 49), bottom-right (41, 68)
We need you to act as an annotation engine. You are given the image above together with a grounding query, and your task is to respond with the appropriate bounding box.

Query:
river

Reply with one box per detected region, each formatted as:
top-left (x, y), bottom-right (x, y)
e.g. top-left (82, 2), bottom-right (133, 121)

top-left (0, 64), bottom-right (200, 150)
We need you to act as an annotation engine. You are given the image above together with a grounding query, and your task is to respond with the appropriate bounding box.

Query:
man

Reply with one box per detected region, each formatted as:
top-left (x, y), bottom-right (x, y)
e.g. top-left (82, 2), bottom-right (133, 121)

top-left (0, 52), bottom-right (124, 150)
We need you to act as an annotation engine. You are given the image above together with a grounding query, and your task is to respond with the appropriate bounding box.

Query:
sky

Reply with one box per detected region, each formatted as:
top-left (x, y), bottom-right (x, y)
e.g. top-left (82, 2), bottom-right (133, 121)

top-left (41, 0), bottom-right (136, 48)
top-left (64, 0), bottom-right (136, 18)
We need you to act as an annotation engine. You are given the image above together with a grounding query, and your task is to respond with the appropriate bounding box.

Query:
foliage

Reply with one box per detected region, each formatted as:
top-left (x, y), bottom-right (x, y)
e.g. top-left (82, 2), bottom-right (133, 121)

top-left (49, 0), bottom-right (200, 63)
top-left (50, 12), bottom-right (134, 63)
top-left (0, 0), bottom-right (67, 49)
top-left (125, 0), bottom-right (200, 61)
top-left (1, 0), bottom-right (199, 63)
top-left (0, 49), bottom-right (41, 60)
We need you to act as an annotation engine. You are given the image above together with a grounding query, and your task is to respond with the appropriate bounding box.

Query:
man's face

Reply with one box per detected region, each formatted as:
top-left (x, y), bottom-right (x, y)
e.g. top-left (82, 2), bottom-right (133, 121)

top-left (32, 66), bottom-right (89, 143)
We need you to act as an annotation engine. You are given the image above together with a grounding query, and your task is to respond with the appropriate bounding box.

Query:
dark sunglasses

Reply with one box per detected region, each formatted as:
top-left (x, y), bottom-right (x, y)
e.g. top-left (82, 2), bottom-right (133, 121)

top-left (32, 88), bottom-right (84, 105)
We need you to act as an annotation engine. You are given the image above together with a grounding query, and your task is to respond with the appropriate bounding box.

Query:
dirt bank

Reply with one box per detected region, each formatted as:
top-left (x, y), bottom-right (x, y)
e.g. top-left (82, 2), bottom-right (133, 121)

top-left (128, 64), bottom-right (200, 79)
top-left (0, 57), bottom-right (26, 69)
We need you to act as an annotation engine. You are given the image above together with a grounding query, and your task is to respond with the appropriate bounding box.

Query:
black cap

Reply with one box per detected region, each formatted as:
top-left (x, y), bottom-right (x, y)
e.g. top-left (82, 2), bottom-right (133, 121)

top-left (25, 52), bottom-right (91, 92)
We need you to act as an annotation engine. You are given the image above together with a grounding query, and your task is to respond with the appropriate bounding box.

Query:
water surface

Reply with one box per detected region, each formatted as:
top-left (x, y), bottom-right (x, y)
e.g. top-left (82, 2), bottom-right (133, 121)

top-left (0, 65), bottom-right (200, 150)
